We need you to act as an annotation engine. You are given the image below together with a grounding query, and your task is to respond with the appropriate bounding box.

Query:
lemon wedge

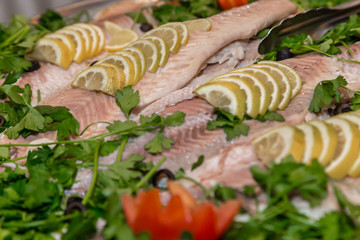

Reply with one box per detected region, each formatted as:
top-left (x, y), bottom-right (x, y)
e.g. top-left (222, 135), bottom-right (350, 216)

top-left (184, 19), bottom-right (212, 33)
top-left (104, 21), bottom-right (138, 52)
top-left (29, 38), bottom-right (73, 69)
top-left (307, 120), bottom-right (338, 166)
top-left (252, 64), bottom-right (292, 110)
top-left (97, 54), bottom-right (136, 86)
top-left (45, 33), bottom-right (76, 62)
top-left (142, 35), bottom-right (170, 68)
top-left (130, 39), bottom-right (160, 73)
top-left (324, 117), bottom-right (360, 179)
top-left (113, 50), bottom-right (141, 84)
top-left (252, 125), bottom-right (305, 164)
top-left (194, 81), bottom-right (246, 119)
top-left (295, 123), bottom-right (323, 165)
top-left (257, 61), bottom-right (302, 98)
top-left (214, 72), bottom-right (270, 116)
top-left (235, 67), bottom-right (281, 112)
top-left (90, 24), bottom-right (105, 55)
top-left (143, 26), bottom-right (180, 53)
top-left (210, 77), bottom-right (260, 118)
top-left (161, 22), bottom-right (189, 46)
top-left (336, 113), bottom-right (360, 177)
top-left (57, 28), bottom-right (86, 63)
top-left (122, 46), bottom-right (146, 78)
top-left (72, 63), bottom-right (125, 96)
top-left (73, 23), bottom-right (100, 58)
top-left (65, 25), bottom-right (92, 60)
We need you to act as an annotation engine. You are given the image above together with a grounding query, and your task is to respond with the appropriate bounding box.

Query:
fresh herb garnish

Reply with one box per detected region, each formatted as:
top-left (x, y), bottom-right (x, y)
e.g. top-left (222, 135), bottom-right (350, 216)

top-left (0, 82), bottom-right (79, 140)
top-left (128, 0), bottom-right (221, 26)
top-left (224, 157), bottom-right (360, 239)
top-left (207, 108), bottom-right (250, 141)
top-left (308, 75), bottom-right (360, 113)
top-left (207, 109), bottom-right (284, 141)
top-left (262, 14), bottom-right (360, 63)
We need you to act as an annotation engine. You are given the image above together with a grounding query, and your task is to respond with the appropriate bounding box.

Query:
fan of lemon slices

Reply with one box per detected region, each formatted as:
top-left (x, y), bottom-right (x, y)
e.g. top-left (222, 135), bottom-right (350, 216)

top-left (72, 20), bottom-right (212, 95)
top-left (252, 109), bottom-right (360, 179)
top-left (29, 23), bottom-right (106, 68)
top-left (194, 61), bottom-right (302, 119)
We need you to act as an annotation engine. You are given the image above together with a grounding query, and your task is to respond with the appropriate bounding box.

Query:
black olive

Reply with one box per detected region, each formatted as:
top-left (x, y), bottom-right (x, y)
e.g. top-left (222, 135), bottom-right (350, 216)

top-left (0, 115), bottom-right (5, 127)
top-left (65, 196), bottom-right (86, 215)
top-left (140, 23), bottom-right (153, 32)
top-left (276, 48), bottom-right (294, 61)
top-left (152, 169), bottom-right (175, 189)
top-left (328, 103), bottom-right (352, 116)
top-left (89, 60), bottom-right (98, 67)
top-left (24, 60), bottom-right (41, 73)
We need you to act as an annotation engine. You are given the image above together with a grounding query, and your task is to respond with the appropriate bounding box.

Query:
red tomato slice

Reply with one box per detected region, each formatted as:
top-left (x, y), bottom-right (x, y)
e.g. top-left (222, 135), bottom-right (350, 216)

top-left (217, 0), bottom-right (249, 10)
top-left (216, 200), bottom-right (241, 236)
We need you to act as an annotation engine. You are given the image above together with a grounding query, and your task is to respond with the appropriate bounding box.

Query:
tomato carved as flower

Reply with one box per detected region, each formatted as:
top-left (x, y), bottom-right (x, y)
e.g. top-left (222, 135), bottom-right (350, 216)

top-left (217, 0), bottom-right (249, 10)
top-left (122, 182), bottom-right (241, 240)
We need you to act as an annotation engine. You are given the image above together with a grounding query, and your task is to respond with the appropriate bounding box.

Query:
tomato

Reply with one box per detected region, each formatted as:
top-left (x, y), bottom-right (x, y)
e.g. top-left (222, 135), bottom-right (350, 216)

top-left (217, 0), bottom-right (249, 10)
top-left (122, 182), bottom-right (241, 240)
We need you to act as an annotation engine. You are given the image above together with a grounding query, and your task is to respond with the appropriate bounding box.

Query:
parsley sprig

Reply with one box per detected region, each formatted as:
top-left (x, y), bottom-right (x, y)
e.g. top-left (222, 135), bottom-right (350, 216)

top-left (207, 109), bottom-right (284, 141)
top-left (263, 14), bottom-right (360, 64)
top-left (308, 75), bottom-right (360, 113)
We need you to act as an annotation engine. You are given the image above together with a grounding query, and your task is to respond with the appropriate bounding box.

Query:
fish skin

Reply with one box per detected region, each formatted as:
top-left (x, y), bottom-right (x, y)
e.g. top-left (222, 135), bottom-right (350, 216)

top-left (132, 0), bottom-right (297, 109)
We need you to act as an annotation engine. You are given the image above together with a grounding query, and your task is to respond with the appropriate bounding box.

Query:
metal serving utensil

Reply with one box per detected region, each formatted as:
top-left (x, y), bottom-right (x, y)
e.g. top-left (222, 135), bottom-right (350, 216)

top-left (258, 1), bottom-right (360, 54)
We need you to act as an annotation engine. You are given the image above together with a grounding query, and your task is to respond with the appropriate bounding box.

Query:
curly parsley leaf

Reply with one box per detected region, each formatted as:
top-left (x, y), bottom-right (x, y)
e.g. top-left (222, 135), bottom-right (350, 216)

top-left (308, 76), bottom-right (347, 113)
top-left (115, 86), bottom-right (140, 119)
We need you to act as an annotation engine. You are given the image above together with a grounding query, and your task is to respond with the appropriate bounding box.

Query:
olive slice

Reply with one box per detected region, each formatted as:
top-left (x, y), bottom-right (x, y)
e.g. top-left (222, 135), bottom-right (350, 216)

top-left (152, 169), bottom-right (175, 189)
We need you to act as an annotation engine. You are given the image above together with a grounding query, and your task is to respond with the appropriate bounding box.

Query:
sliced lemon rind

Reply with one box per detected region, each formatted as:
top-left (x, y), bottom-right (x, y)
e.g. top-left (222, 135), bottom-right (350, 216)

top-left (210, 76), bottom-right (260, 118)
top-left (257, 60), bottom-right (301, 98)
top-left (324, 117), bottom-right (360, 179)
top-left (252, 125), bottom-right (305, 165)
top-left (336, 113), bottom-right (360, 177)
top-left (194, 81), bottom-right (246, 119)
top-left (295, 123), bottom-right (323, 165)
top-left (235, 67), bottom-right (281, 112)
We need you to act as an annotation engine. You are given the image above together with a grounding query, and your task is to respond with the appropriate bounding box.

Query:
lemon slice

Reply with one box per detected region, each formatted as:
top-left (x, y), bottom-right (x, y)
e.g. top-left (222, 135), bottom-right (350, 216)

top-left (72, 63), bottom-right (125, 96)
top-left (257, 61), bottom-right (302, 98)
top-left (252, 125), bottom-right (305, 164)
top-left (336, 113), bottom-right (360, 177)
top-left (214, 72), bottom-right (270, 116)
top-left (97, 54), bottom-right (136, 86)
top-left (194, 81), bottom-right (246, 119)
top-left (161, 22), bottom-right (189, 46)
top-left (143, 26), bottom-right (180, 53)
top-left (210, 77), bottom-right (260, 118)
top-left (307, 120), bottom-right (338, 166)
top-left (29, 38), bottom-right (73, 69)
top-left (123, 46), bottom-right (146, 78)
top-left (142, 35), bottom-right (169, 68)
top-left (324, 117), bottom-right (360, 179)
top-left (130, 39), bottom-right (160, 73)
top-left (113, 50), bottom-right (141, 84)
top-left (104, 21), bottom-right (138, 52)
top-left (235, 67), bottom-right (281, 112)
top-left (184, 19), bottom-right (212, 33)
top-left (73, 23), bottom-right (99, 58)
top-left (46, 33), bottom-right (76, 62)
top-left (64, 25), bottom-right (92, 60)
top-left (251, 64), bottom-right (292, 110)
top-left (57, 28), bottom-right (86, 63)
top-left (90, 24), bottom-right (105, 55)
top-left (295, 123), bottom-right (323, 165)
